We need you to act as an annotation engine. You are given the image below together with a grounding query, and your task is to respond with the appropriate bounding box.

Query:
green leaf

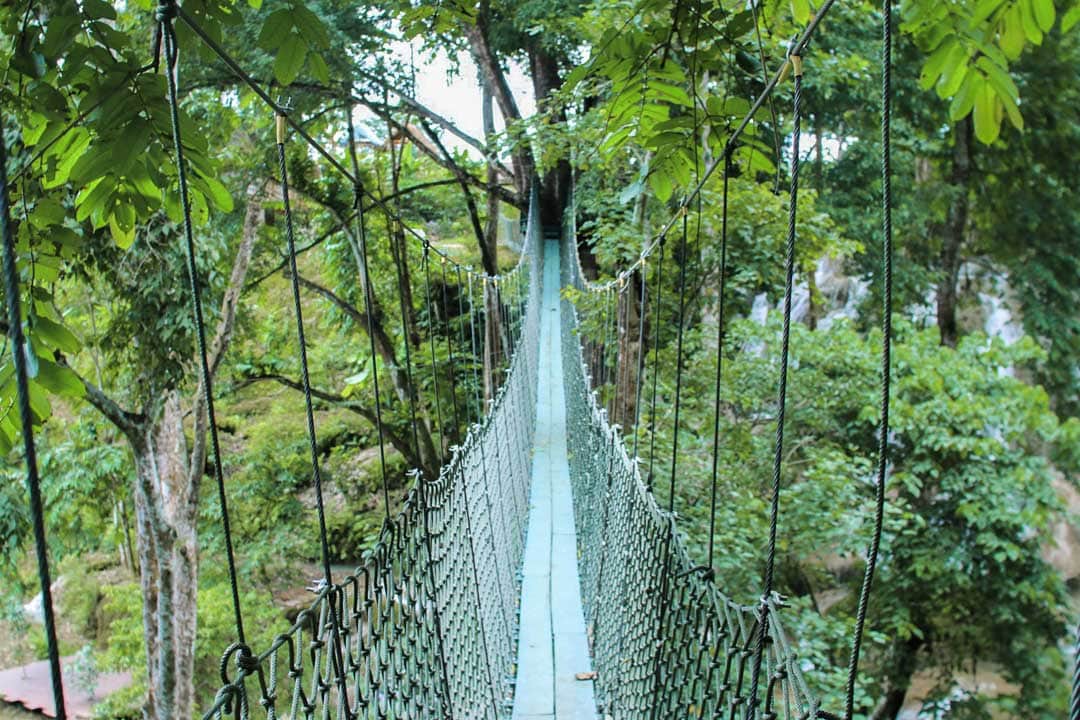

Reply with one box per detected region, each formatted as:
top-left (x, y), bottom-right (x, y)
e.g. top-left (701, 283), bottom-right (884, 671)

top-left (82, 0), bottom-right (118, 20)
top-left (995, 82), bottom-right (1024, 130)
top-left (975, 56), bottom-right (1019, 102)
top-left (308, 52), bottom-right (330, 85)
top-left (33, 316), bottom-right (80, 354)
top-left (1064, 5), bottom-right (1080, 32)
top-left (648, 169), bottom-right (673, 203)
top-left (1031, 0), bottom-right (1055, 31)
top-left (273, 34), bottom-right (307, 86)
top-left (936, 43), bottom-right (970, 98)
top-left (791, 0), bottom-right (811, 24)
top-left (1018, 0), bottom-right (1044, 43)
top-left (973, 82), bottom-right (1001, 144)
top-left (195, 174), bottom-right (233, 213)
top-left (109, 213), bottom-right (136, 249)
top-left (291, 4), bottom-right (330, 49)
top-left (919, 38), bottom-right (956, 90)
top-left (972, 0), bottom-right (1006, 24)
top-left (949, 74), bottom-right (980, 121)
top-left (1000, 6), bottom-right (1026, 58)
top-left (34, 359), bottom-right (85, 398)
top-left (27, 379), bottom-right (51, 423)
top-left (257, 10), bottom-right (292, 50)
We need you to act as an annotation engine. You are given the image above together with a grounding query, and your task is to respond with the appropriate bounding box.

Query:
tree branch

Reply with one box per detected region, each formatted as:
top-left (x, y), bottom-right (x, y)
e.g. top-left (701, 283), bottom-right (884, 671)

top-left (60, 356), bottom-right (144, 440)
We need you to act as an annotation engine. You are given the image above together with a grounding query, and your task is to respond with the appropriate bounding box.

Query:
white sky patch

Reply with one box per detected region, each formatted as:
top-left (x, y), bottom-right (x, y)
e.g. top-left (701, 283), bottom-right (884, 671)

top-left (357, 40), bottom-right (536, 158)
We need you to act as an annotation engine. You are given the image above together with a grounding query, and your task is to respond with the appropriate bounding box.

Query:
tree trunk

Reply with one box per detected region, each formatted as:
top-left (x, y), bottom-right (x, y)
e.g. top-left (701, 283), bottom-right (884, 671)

top-left (528, 41), bottom-right (571, 228)
top-left (936, 117), bottom-right (972, 348)
top-left (130, 395), bottom-right (197, 720)
top-left (478, 69), bottom-right (505, 402)
top-left (75, 193), bottom-right (260, 719)
top-left (870, 635), bottom-right (924, 720)
top-left (462, 1), bottom-right (533, 198)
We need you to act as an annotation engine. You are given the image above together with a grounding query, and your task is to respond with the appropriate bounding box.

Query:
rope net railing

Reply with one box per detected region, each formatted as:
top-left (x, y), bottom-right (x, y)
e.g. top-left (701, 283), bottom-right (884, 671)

top-left (561, 237), bottom-right (829, 720)
top-left (201, 195), bottom-right (541, 720)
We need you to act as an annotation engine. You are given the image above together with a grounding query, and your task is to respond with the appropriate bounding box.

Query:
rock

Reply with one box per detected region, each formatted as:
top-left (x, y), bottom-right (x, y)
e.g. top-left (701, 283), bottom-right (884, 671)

top-left (22, 577), bottom-right (65, 626)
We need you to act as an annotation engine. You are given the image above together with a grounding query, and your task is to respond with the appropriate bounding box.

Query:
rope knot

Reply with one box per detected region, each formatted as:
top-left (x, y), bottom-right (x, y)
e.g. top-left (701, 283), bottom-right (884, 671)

top-left (236, 648), bottom-right (259, 673)
top-left (219, 642), bottom-right (255, 685)
top-left (154, 0), bottom-right (177, 23)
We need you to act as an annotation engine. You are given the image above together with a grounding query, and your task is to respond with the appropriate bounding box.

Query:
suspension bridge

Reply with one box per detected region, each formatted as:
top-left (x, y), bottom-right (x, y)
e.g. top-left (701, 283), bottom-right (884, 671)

top-left (14, 0), bottom-right (1068, 718)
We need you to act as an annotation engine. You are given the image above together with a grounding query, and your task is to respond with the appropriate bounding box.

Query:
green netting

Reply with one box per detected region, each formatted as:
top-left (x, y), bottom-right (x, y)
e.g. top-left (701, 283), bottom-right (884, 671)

top-left (560, 237), bottom-right (828, 720)
top-left (201, 199), bottom-right (542, 720)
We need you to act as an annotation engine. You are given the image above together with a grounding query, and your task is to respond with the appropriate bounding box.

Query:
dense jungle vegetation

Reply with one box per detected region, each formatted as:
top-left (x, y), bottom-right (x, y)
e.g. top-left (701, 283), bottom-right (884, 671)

top-left (1, 0), bottom-right (1079, 718)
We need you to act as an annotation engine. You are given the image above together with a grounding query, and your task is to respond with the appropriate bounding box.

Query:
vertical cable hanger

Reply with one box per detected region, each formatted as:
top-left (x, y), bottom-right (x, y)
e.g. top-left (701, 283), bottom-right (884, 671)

top-left (465, 270), bottom-right (484, 419)
top-left (844, 0), bottom-right (894, 715)
top-left (275, 110), bottom-right (353, 716)
top-left (631, 255), bottom-right (648, 459)
top-left (0, 118), bottom-right (67, 720)
top-left (439, 257), bottom-right (462, 438)
top-left (156, 0), bottom-right (248, 682)
top-left (707, 153), bottom-right (732, 572)
top-left (453, 266), bottom-right (474, 424)
top-left (745, 48), bottom-right (804, 720)
top-left (422, 241), bottom-right (446, 459)
top-left (645, 235), bottom-right (666, 492)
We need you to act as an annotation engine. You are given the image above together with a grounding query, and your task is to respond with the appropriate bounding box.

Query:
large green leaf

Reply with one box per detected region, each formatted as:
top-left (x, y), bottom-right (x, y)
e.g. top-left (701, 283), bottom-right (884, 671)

top-left (973, 81), bottom-right (1001, 144)
top-left (273, 34), bottom-right (307, 86)
top-left (34, 359), bottom-right (85, 398)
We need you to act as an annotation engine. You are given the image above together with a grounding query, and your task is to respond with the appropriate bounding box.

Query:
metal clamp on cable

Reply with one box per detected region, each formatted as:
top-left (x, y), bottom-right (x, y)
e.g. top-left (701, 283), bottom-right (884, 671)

top-left (154, 0), bottom-right (177, 23)
top-left (275, 112), bottom-right (286, 145)
top-left (790, 54), bottom-right (804, 78)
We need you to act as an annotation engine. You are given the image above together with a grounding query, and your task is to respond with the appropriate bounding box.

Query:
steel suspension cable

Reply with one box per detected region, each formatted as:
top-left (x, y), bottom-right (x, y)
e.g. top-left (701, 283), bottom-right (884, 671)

top-left (351, 182), bottom-right (392, 518)
top-left (454, 266), bottom-right (476, 424)
top-left (631, 256), bottom-right (648, 459)
top-left (465, 271), bottom-right (484, 418)
top-left (158, 1), bottom-right (246, 652)
top-left (708, 155), bottom-right (732, 569)
top-left (0, 118), bottom-right (67, 720)
top-left (844, 0), bottom-right (894, 714)
top-left (439, 258), bottom-right (462, 437)
top-left (275, 114), bottom-right (352, 715)
top-left (383, 193), bottom-right (424, 471)
top-left (645, 236), bottom-right (666, 492)
top-left (745, 52), bottom-right (804, 720)
top-left (667, 210), bottom-right (691, 515)
top-left (422, 243), bottom-right (446, 459)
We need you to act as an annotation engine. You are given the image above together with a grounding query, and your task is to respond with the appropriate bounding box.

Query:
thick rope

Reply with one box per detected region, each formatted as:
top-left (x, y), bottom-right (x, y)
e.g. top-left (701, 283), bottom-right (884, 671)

top-left (746, 52), bottom-right (803, 720)
top-left (0, 118), bottom-right (67, 720)
top-left (645, 236), bottom-right (666, 491)
top-left (422, 244), bottom-right (446, 458)
top-left (352, 184), bottom-right (392, 518)
top-left (275, 118), bottom-right (352, 716)
top-left (631, 259), bottom-right (648, 459)
top-left (844, 1), bottom-right (893, 714)
top-left (439, 259), bottom-right (463, 436)
top-left (159, 4), bottom-right (246, 649)
top-left (708, 155), bottom-right (732, 567)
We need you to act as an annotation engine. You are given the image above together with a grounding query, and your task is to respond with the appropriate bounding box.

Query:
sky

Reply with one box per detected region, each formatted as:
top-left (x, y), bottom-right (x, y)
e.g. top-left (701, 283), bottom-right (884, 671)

top-left (358, 42), bottom-right (536, 157)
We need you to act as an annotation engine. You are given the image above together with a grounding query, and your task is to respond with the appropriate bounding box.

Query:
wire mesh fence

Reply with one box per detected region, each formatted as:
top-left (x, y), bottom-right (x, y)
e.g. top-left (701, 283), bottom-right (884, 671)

top-left (560, 237), bottom-right (827, 720)
top-left (201, 197), bottom-right (542, 720)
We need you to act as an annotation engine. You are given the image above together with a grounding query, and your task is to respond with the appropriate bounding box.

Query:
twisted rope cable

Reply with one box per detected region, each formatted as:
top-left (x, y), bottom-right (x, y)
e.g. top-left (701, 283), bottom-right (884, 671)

top-left (276, 117), bottom-right (353, 717)
top-left (159, 2), bottom-right (246, 650)
top-left (746, 52), bottom-right (803, 720)
top-left (0, 114), bottom-right (67, 720)
top-left (844, 0), bottom-right (894, 713)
